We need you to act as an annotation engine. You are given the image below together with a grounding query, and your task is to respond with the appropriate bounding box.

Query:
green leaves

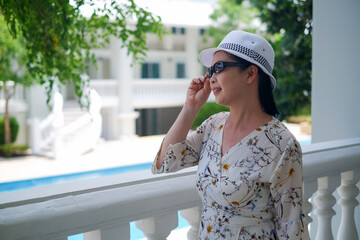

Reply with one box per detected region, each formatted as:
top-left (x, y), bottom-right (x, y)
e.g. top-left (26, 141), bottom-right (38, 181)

top-left (0, 0), bottom-right (166, 107)
top-left (251, 0), bottom-right (312, 119)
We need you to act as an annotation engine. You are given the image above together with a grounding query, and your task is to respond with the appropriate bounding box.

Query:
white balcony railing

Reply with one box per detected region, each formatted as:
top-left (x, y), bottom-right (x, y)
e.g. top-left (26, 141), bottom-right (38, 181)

top-left (0, 137), bottom-right (359, 240)
top-left (90, 79), bottom-right (215, 108)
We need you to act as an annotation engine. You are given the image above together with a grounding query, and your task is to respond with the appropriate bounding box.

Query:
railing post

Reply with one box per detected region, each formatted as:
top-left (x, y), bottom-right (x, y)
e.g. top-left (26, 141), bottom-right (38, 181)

top-left (100, 224), bottom-right (130, 240)
top-left (83, 230), bottom-right (101, 240)
top-left (314, 175), bottom-right (340, 240)
top-left (180, 206), bottom-right (201, 240)
top-left (135, 212), bottom-right (178, 240)
top-left (84, 223), bottom-right (130, 240)
top-left (337, 170), bottom-right (360, 240)
top-left (303, 179), bottom-right (316, 240)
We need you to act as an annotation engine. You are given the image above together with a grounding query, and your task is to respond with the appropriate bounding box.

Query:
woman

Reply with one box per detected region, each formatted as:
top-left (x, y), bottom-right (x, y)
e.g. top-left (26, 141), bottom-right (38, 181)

top-left (152, 30), bottom-right (304, 240)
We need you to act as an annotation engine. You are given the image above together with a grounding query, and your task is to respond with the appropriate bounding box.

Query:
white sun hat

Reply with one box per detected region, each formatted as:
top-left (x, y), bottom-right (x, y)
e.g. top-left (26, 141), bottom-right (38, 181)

top-left (199, 30), bottom-right (276, 89)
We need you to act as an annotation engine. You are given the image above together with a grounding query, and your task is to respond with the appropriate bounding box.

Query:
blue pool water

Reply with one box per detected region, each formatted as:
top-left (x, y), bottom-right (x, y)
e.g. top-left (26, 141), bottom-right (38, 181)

top-left (0, 162), bottom-right (153, 193)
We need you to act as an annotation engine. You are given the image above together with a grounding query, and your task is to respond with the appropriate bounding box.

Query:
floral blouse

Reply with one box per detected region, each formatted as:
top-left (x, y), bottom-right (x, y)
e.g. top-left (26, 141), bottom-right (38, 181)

top-left (152, 112), bottom-right (305, 240)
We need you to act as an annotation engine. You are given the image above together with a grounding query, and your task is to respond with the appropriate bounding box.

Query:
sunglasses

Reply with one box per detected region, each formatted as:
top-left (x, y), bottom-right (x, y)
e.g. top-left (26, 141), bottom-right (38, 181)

top-left (207, 61), bottom-right (245, 78)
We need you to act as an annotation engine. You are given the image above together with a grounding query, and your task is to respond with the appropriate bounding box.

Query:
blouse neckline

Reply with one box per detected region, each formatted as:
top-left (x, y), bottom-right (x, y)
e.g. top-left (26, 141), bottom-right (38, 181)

top-left (219, 113), bottom-right (276, 158)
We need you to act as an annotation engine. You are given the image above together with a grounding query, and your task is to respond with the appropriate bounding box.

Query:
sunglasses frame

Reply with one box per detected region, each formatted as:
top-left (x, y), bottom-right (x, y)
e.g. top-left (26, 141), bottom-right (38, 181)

top-left (207, 61), bottom-right (245, 78)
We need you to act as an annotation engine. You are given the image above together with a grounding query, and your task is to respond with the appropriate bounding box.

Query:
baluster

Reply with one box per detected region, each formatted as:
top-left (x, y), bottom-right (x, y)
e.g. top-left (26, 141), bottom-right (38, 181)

top-left (84, 230), bottom-right (100, 240)
top-left (314, 175), bottom-right (340, 240)
top-left (337, 170), bottom-right (360, 240)
top-left (135, 212), bottom-right (178, 240)
top-left (180, 206), bottom-right (201, 240)
top-left (83, 223), bottom-right (130, 240)
top-left (303, 179), bottom-right (316, 240)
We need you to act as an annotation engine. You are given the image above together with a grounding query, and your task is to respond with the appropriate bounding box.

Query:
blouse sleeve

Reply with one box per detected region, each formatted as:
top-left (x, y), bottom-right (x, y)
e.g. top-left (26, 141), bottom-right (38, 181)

top-left (151, 115), bottom-right (213, 174)
top-left (269, 138), bottom-right (305, 239)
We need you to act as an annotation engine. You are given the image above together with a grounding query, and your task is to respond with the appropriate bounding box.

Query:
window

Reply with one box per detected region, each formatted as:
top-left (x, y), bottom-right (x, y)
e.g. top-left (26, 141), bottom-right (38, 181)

top-left (141, 63), bottom-right (160, 78)
top-left (171, 27), bottom-right (186, 35)
top-left (176, 63), bottom-right (186, 78)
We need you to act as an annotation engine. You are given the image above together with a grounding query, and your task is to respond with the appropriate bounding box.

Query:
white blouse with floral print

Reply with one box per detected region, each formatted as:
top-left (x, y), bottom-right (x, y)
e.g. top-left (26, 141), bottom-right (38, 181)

top-left (152, 112), bottom-right (305, 240)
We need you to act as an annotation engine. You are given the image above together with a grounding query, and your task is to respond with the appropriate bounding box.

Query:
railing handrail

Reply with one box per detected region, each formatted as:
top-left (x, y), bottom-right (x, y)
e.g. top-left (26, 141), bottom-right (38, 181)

top-left (0, 137), bottom-right (359, 240)
top-left (1, 137), bottom-right (359, 207)
top-left (302, 137), bottom-right (360, 180)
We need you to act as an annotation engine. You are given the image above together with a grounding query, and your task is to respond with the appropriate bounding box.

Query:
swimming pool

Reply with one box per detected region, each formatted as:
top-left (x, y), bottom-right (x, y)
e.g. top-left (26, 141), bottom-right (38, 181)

top-left (0, 162), bottom-right (153, 193)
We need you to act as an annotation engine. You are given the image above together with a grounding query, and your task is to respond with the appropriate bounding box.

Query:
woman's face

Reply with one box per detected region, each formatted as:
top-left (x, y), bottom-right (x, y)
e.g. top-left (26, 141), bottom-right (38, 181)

top-left (209, 51), bottom-right (248, 106)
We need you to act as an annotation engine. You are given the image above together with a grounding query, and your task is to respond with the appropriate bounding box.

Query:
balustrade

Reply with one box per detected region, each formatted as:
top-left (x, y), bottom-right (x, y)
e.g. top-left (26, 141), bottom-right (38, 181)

top-left (90, 79), bottom-right (215, 108)
top-left (0, 137), bottom-right (359, 240)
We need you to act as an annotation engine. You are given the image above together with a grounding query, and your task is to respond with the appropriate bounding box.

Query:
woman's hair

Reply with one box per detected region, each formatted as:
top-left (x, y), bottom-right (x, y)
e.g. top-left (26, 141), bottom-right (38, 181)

top-left (226, 53), bottom-right (280, 118)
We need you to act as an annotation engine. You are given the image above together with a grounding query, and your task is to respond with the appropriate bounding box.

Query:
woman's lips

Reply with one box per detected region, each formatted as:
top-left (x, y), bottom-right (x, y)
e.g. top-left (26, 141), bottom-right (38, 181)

top-left (212, 87), bottom-right (222, 95)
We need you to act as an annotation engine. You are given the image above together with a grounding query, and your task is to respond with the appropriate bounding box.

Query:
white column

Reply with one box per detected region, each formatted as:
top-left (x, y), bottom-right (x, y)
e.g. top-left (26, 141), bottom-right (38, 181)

top-left (180, 206), bottom-right (201, 240)
top-left (312, 0), bottom-right (360, 143)
top-left (337, 170), bottom-right (360, 240)
top-left (135, 212), bottom-right (178, 240)
top-left (314, 175), bottom-right (340, 240)
top-left (28, 118), bottom-right (41, 154)
top-left (185, 28), bottom-right (202, 78)
top-left (110, 37), bottom-right (139, 139)
top-left (26, 85), bottom-right (50, 119)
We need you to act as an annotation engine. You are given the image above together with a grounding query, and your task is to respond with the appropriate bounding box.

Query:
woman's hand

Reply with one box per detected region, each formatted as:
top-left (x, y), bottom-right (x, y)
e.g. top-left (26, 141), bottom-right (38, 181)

top-left (185, 73), bottom-right (211, 110)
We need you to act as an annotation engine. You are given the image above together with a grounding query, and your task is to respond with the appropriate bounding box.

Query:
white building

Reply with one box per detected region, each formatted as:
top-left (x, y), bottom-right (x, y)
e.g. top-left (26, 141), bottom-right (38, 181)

top-left (4, 0), bottom-right (217, 155)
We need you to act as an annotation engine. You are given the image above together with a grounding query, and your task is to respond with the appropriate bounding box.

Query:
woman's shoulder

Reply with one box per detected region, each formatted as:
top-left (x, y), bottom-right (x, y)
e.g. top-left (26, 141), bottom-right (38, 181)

top-left (265, 118), bottom-right (300, 152)
top-left (208, 111), bottom-right (229, 122)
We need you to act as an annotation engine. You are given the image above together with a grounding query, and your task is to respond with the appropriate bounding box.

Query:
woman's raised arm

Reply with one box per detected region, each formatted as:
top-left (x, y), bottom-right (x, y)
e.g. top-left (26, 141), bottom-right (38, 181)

top-left (155, 74), bottom-right (211, 169)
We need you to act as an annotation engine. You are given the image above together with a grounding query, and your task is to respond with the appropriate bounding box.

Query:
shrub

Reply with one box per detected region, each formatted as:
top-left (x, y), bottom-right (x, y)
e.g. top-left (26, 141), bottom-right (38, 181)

top-left (192, 102), bottom-right (229, 129)
top-left (0, 117), bottom-right (19, 144)
top-left (0, 144), bottom-right (30, 157)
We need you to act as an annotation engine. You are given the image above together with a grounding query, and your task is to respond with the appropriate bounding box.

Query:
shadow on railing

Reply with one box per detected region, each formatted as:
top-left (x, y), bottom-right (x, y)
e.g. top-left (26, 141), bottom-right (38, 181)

top-left (0, 137), bottom-right (359, 240)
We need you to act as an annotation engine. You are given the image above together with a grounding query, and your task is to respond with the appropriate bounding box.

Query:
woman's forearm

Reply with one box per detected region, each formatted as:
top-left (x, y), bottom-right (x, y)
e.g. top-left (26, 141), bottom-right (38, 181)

top-left (156, 104), bottom-right (201, 169)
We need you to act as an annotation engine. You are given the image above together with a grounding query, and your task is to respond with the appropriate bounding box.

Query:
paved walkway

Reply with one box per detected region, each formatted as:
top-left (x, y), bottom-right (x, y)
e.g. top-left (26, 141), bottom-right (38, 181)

top-left (0, 123), bottom-right (310, 183)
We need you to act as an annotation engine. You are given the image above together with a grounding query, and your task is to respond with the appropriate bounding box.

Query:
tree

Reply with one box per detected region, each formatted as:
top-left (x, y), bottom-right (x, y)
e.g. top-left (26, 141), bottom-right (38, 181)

top-left (0, 0), bottom-right (166, 106)
top-left (204, 0), bottom-right (260, 44)
top-left (204, 0), bottom-right (312, 119)
top-left (250, 0), bottom-right (312, 119)
top-left (0, 15), bottom-right (31, 144)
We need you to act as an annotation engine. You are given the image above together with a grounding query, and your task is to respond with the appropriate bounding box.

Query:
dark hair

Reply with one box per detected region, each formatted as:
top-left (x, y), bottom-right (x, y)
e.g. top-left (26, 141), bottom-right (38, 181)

top-left (226, 53), bottom-right (280, 118)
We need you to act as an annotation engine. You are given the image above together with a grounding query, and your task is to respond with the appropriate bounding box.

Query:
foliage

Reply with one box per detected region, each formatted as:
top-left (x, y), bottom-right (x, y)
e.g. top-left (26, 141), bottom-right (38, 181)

top-left (250, 0), bottom-right (312, 119)
top-left (0, 15), bottom-right (31, 86)
top-left (192, 102), bottom-right (229, 129)
top-left (204, 0), bottom-right (312, 119)
top-left (204, 0), bottom-right (260, 45)
top-left (0, 117), bottom-right (19, 144)
top-left (0, 0), bottom-right (166, 106)
top-left (0, 143), bottom-right (30, 157)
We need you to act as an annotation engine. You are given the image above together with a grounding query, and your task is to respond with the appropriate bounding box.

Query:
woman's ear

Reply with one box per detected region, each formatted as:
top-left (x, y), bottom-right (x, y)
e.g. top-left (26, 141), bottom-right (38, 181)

top-left (246, 65), bottom-right (258, 84)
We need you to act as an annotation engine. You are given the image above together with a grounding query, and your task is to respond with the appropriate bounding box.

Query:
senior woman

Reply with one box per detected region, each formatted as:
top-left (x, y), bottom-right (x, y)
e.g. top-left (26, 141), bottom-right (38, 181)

top-left (152, 30), bottom-right (305, 240)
